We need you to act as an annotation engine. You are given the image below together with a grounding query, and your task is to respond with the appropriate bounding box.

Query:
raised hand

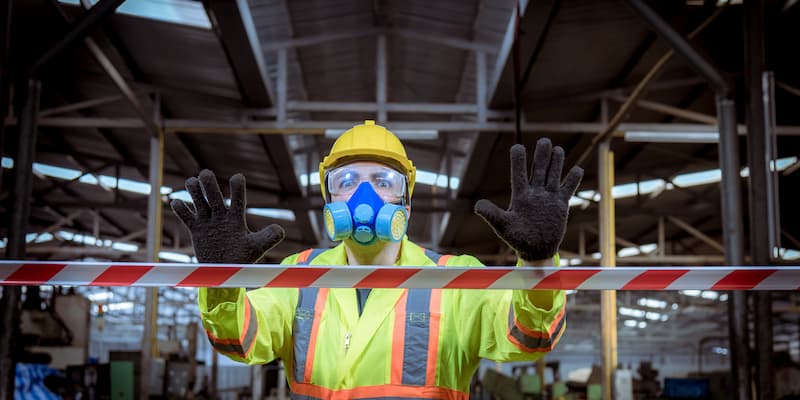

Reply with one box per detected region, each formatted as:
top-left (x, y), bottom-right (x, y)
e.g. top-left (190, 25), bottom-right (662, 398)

top-left (170, 169), bottom-right (285, 264)
top-left (474, 139), bottom-right (583, 262)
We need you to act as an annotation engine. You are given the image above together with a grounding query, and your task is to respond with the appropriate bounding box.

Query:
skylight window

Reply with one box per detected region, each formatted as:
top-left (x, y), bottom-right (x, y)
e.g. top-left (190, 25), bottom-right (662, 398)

top-left (637, 297), bottom-right (668, 309)
top-left (2, 157), bottom-right (296, 222)
top-left (58, 0), bottom-right (211, 29)
top-left (567, 156), bottom-right (798, 208)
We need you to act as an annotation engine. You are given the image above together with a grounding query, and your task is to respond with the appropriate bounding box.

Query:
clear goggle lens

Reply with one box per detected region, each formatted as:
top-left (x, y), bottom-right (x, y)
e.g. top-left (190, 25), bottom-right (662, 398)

top-left (327, 164), bottom-right (406, 199)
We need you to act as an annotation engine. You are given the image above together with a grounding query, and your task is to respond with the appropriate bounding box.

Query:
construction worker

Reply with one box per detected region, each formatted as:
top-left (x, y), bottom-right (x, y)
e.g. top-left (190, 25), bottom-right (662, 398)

top-left (171, 120), bottom-right (583, 399)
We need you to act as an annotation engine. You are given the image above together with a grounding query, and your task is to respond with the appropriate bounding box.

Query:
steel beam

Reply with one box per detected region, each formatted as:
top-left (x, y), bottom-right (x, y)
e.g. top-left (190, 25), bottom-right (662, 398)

top-left (261, 28), bottom-right (495, 54)
top-left (584, 225), bottom-right (642, 250)
top-left (667, 216), bottom-right (725, 254)
top-left (203, 0), bottom-right (273, 107)
top-left (575, 5), bottom-right (724, 166)
top-left (392, 28), bottom-right (497, 54)
top-left (262, 28), bottom-right (379, 52)
top-left (38, 93), bottom-right (126, 117)
top-left (437, 132), bottom-right (498, 247)
top-left (609, 95), bottom-right (717, 125)
top-left (623, 0), bottom-right (728, 94)
top-left (19, 118), bottom-right (800, 135)
top-left (488, 0), bottom-right (554, 107)
top-left (481, 253), bottom-right (727, 265)
top-left (83, 38), bottom-right (159, 135)
top-left (31, 0), bottom-right (125, 73)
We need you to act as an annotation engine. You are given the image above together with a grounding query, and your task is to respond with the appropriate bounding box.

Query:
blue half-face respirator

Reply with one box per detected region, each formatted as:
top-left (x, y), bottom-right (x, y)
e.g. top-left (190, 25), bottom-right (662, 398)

top-left (323, 182), bottom-right (408, 245)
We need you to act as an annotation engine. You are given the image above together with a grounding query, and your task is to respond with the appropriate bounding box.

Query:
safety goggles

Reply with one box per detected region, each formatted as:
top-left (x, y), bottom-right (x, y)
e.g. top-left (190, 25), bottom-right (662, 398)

top-left (326, 163), bottom-right (407, 200)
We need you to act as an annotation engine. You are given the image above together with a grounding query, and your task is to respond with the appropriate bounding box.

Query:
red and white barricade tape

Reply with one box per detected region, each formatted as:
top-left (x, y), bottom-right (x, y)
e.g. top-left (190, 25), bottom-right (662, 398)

top-left (0, 261), bottom-right (797, 290)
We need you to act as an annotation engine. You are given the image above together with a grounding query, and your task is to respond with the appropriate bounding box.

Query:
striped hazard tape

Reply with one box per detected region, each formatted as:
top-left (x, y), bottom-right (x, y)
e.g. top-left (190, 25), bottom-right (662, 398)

top-left (0, 261), bottom-right (797, 290)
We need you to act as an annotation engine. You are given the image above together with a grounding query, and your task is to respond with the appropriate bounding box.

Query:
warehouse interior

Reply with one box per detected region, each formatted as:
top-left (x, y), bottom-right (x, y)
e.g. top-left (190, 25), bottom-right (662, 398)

top-left (1, 0), bottom-right (800, 398)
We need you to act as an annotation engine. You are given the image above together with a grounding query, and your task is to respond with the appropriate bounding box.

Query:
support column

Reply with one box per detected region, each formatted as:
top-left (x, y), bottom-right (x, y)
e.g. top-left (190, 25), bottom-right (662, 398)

top-left (476, 50), bottom-right (487, 124)
top-left (743, 1), bottom-right (773, 398)
top-left (141, 129), bottom-right (164, 400)
top-left (717, 96), bottom-right (751, 400)
top-left (0, 0), bottom-right (11, 193)
top-left (0, 79), bottom-right (40, 400)
top-left (376, 34), bottom-right (387, 123)
top-left (657, 216), bottom-right (665, 257)
top-left (277, 48), bottom-right (287, 126)
top-left (598, 140), bottom-right (617, 400)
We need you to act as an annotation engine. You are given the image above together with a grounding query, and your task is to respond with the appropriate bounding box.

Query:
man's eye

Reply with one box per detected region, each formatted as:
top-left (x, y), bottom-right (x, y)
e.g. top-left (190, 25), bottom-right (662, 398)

top-left (375, 179), bottom-right (391, 188)
top-left (338, 179), bottom-right (355, 189)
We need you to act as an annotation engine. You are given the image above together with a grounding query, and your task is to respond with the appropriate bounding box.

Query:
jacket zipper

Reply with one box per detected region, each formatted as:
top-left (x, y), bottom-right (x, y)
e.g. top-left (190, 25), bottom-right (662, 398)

top-left (344, 332), bottom-right (351, 353)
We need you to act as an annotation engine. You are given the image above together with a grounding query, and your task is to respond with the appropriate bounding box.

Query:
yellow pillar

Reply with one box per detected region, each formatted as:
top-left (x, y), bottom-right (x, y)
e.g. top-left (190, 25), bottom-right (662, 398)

top-left (598, 140), bottom-right (617, 400)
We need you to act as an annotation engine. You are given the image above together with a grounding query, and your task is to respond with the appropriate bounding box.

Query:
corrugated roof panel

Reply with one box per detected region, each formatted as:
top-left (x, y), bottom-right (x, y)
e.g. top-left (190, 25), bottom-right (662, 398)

top-left (111, 15), bottom-right (242, 102)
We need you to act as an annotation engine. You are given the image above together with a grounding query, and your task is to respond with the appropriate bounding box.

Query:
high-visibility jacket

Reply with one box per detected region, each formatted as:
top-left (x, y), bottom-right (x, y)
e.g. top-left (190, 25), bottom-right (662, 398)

top-left (198, 238), bottom-right (565, 399)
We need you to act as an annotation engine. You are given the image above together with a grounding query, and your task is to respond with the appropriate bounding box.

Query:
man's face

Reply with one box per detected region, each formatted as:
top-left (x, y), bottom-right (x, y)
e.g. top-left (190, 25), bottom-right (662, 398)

top-left (327, 161), bottom-right (407, 205)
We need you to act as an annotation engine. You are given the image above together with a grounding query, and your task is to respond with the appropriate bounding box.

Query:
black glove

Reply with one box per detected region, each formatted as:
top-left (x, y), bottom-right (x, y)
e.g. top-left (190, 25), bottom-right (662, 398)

top-left (475, 139), bottom-right (583, 262)
top-left (170, 169), bottom-right (285, 264)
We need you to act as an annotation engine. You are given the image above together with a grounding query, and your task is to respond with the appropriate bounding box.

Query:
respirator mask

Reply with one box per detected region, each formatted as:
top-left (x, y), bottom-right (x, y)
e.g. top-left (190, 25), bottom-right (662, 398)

top-left (323, 163), bottom-right (409, 245)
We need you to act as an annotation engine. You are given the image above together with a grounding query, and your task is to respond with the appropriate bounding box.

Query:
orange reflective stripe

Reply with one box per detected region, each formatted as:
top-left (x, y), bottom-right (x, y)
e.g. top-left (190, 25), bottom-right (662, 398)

top-left (296, 248), bottom-right (314, 264)
top-left (290, 381), bottom-right (468, 400)
top-left (436, 255), bottom-right (451, 266)
top-left (425, 289), bottom-right (442, 386)
top-left (304, 288), bottom-right (329, 383)
top-left (240, 298), bottom-right (252, 343)
top-left (507, 298), bottom-right (566, 353)
top-left (391, 290), bottom-right (409, 385)
top-left (204, 296), bottom-right (258, 358)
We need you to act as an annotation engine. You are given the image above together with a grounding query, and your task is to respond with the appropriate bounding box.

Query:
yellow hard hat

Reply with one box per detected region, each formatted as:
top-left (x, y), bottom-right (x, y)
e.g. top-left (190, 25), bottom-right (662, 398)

top-left (319, 120), bottom-right (416, 201)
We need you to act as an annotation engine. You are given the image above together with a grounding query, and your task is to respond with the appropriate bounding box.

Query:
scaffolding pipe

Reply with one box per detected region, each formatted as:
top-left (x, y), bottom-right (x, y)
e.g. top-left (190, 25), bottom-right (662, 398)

top-left (717, 96), bottom-right (751, 400)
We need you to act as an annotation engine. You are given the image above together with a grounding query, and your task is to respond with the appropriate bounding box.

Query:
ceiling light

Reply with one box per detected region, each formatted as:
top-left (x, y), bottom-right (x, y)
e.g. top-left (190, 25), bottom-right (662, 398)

top-left (624, 131), bottom-right (719, 143)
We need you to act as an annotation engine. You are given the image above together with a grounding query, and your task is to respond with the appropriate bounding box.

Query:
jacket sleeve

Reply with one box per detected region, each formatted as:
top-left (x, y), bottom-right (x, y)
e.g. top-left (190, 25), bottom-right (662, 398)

top-left (451, 255), bottom-right (566, 363)
top-left (197, 254), bottom-right (301, 365)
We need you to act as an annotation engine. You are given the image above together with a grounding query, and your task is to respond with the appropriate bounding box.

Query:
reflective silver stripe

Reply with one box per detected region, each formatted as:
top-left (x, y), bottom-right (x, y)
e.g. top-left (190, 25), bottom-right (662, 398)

top-left (208, 296), bottom-right (258, 357)
top-left (401, 288), bottom-right (431, 386)
top-left (507, 307), bottom-right (565, 351)
top-left (423, 249), bottom-right (443, 265)
top-left (293, 287), bottom-right (319, 382)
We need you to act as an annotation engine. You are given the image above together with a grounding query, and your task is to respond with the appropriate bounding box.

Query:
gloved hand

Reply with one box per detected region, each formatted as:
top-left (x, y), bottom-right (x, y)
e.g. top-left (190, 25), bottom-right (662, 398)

top-left (170, 169), bottom-right (285, 264)
top-left (475, 139), bottom-right (583, 262)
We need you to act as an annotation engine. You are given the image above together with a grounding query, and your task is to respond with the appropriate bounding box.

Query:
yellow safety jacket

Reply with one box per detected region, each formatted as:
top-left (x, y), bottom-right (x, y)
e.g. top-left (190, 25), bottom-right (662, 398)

top-left (198, 238), bottom-right (565, 399)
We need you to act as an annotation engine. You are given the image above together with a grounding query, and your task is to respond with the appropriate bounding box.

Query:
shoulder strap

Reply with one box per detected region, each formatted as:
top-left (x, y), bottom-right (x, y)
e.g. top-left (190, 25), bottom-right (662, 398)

top-left (296, 248), bottom-right (327, 266)
top-left (423, 248), bottom-right (453, 266)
